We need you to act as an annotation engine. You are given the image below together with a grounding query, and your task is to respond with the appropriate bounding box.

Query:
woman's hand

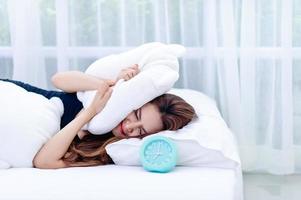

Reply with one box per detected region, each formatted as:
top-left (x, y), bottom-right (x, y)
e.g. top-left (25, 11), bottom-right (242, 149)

top-left (88, 83), bottom-right (113, 116)
top-left (99, 78), bottom-right (116, 88)
top-left (33, 79), bottom-right (112, 169)
top-left (116, 64), bottom-right (140, 81)
top-left (52, 71), bottom-right (116, 93)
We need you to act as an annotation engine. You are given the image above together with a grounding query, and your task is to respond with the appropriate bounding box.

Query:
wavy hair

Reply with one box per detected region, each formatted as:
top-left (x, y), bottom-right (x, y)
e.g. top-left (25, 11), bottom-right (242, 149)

top-left (62, 93), bottom-right (196, 167)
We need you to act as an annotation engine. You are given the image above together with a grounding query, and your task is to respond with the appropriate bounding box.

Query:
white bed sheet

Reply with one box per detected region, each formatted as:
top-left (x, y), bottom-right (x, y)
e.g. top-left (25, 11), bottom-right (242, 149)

top-left (0, 165), bottom-right (243, 200)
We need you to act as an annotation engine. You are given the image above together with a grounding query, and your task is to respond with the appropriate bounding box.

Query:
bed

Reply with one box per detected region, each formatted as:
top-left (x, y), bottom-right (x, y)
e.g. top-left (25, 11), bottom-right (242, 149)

top-left (0, 82), bottom-right (244, 200)
top-left (0, 42), bottom-right (244, 199)
top-left (0, 165), bottom-right (243, 200)
top-left (0, 81), bottom-right (244, 200)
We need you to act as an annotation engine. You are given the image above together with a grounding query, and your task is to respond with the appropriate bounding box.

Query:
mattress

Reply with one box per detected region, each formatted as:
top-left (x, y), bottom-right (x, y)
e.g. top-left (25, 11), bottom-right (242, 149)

top-left (0, 165), bottom-right (243, 200)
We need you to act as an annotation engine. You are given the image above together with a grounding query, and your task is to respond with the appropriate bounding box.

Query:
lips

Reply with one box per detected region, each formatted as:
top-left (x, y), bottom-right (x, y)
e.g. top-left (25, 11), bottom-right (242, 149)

top-left (120, 121), bottom-right (126, 136)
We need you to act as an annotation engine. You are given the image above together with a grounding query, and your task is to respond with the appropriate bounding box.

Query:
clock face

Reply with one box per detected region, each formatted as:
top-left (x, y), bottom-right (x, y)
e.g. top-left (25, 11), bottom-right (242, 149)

top-left (144, 140), bottom-right (174, 165)
top-left (140, 136), bottom-right (177, 173)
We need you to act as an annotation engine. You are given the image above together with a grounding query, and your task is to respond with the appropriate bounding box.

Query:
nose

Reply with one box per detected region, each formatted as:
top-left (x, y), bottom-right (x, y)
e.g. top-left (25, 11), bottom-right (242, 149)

top-left (123, 120), bottom-right (142, 134)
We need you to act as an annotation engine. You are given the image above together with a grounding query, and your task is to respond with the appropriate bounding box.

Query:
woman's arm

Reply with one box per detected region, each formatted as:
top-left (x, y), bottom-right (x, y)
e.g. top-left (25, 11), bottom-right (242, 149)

top-left (33, 108), bottom-right (95, 169)
top-left (33, 84), bottom-right (113, 169)
top-left (52, 64), bottom-right (139, 93)
top-left (51, 71), bottom-right (115, 93)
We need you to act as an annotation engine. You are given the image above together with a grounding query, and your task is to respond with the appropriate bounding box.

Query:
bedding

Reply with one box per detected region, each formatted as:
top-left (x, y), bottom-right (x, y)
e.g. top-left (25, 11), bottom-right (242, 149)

top-left (0, 165), bottom-right (243, 200)
top-left (0, 81), bottom-right (62, 168)
top-left (77, 42), bottom-right (185, 135)
top-left (0, 79), bottom-right (244, 200)
top-left (0, 79), bottom-right (239, 170)
top-left (106, 88), bottom-right (241, 169)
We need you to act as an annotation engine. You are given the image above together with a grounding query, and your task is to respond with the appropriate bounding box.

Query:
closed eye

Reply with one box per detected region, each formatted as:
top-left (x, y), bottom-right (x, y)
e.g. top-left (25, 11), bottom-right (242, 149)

top-left (134, 109), bottom-right (142, 135)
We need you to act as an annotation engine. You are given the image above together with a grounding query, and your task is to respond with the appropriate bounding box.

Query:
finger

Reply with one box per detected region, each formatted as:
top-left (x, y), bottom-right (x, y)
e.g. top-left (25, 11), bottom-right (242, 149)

top-left (97, 84), bottom-right (109, 97)
top-left (129, 71), bottom-right (135, 78)
top-left (106, 79), bottom-right (116, 86)
top-left (100, 87), bottom-right (112, 101)
top-left (95, 88), bottom-right (113, 113)
top-left (105, 87), bottom-right (113, 95)
top-left (100, 82), bottom-right (110, 91)
top-left (128, 71), bottom-right (134, 77)
top-left (102, 88), bottom-right (113, 100)
top-left (128, 68), bottom-right (138, 76)
top-left (131, 67), bottom-right (140, 74)
top-left (124, 74), bottom-right (131, 81)
top-left (133, 69), bottom-right (139, 76)
top-left (130, 64), bottom-right (139, 69)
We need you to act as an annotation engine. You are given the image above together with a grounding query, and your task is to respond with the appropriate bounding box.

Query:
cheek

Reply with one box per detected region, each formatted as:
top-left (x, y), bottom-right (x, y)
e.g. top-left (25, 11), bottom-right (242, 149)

top-left (111, 124), bottom-right (120, 134)
top-left (156, 124), bottom-right (164, 133)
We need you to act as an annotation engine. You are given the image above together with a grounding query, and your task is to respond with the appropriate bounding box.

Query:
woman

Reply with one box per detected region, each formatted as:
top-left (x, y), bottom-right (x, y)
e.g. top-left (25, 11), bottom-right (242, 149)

top-left (0, 64), bottom-right (196, 169)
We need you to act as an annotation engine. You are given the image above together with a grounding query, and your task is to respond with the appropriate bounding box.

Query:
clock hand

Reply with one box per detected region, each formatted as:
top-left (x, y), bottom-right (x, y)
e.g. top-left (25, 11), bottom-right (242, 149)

top-left (152, 153), bottom-right (159, 161)
top-left (156, 142), bottom-right (162, 154)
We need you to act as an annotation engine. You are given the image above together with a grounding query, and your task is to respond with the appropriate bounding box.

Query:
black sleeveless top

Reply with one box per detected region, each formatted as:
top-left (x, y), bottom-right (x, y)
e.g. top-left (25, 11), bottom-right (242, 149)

top-left (0, 78), bottom-right (83, 129)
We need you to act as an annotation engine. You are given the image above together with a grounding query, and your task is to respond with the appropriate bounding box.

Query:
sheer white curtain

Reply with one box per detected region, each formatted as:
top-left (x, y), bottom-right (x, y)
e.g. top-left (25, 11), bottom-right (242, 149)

top-left (238, 0), bottom-right (296, 174)
top-left (7, 0), bottom-right (47, 88)
top-left (0, 0), bottom-right (301, 174)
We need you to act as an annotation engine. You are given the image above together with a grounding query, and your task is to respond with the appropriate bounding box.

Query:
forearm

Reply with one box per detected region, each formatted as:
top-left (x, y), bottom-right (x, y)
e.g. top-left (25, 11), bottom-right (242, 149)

top-left (51, 71), bottom-right (105, 92)
top-left (34, 108), bottom-right (95, 165)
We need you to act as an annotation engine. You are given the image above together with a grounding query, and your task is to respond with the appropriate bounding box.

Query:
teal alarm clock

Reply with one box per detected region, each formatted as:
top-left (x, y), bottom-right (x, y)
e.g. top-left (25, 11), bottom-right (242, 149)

top-left (140, 135), bottom-right (178, 173)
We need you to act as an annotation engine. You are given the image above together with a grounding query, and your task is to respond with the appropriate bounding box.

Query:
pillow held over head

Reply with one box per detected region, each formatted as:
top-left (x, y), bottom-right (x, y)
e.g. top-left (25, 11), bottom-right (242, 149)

top-left (77, 42), bottom-right (186, 135)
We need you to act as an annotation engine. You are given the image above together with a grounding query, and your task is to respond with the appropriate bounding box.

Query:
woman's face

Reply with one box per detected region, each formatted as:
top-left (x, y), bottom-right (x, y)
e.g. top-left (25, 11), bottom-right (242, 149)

top-left (112, 103), bottom-right (164, 138)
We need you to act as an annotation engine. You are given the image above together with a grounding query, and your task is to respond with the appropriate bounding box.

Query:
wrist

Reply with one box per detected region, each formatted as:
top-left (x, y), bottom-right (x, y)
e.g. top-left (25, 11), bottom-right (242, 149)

top-left (81, 107), bottom-right (97, 119)
top-left (95, 79), bottom-right (105, 89)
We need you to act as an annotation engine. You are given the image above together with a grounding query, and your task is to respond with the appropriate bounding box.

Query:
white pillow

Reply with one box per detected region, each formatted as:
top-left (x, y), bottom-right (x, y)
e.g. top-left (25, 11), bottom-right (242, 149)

top-left (105, 88), bottom-right (241, 169)
top-left (77, 42), bottom-right (185, 135)
top-left (0, 81), bottom-right (62, 168)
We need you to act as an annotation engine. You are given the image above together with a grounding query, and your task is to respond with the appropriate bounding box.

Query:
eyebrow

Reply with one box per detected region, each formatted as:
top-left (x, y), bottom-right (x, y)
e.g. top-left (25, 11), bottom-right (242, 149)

top-left (138, 108), bottom-right (149, 135)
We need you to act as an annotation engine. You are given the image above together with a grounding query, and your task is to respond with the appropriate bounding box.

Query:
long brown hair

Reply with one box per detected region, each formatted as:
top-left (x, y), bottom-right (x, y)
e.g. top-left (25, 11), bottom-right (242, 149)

top-left (63, 93), bottom-right (196, 167)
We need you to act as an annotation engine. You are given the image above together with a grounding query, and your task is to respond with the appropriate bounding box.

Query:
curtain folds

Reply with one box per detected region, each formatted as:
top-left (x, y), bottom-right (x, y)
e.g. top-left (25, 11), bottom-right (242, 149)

top-left (7, 0), bottom-right (47, 88)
